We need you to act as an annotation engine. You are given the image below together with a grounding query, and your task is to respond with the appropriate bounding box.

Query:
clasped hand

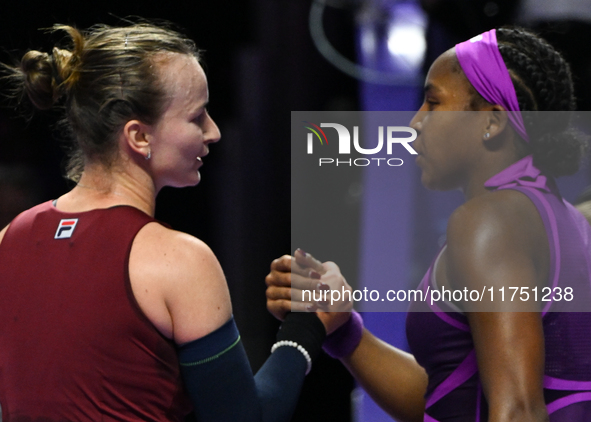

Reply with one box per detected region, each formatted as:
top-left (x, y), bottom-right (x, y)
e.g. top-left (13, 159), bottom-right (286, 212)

top-left (265, 249), bottom-right (353, 335)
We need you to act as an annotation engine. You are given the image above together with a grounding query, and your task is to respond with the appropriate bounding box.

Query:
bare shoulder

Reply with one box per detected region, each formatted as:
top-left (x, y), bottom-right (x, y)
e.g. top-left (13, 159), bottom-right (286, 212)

top-left (129, 222), bottom-right (232, 345)
top-left (447, 189), bottom-right (547, 253)
top-left (444, 190), bottom-right (549, 305)
top-left (0, 225), bottom-right (8, 244)
top-left (134, 222), bottom-right (223, 276)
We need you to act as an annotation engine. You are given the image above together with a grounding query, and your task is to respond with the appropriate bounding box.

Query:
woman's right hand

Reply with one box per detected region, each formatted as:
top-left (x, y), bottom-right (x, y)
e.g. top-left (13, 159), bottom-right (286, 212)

top-left (265, 249), bottom-right (353, 335)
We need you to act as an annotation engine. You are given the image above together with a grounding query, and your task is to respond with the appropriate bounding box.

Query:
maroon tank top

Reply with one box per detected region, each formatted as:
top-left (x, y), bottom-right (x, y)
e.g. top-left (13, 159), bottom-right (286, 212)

top-left (0, 201), bottom-right (191, 421)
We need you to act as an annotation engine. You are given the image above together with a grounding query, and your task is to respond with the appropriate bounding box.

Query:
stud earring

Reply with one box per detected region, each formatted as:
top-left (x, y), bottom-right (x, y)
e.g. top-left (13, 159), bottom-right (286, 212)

top-left (145, 150), bottom-right (151, 160)
top-left (484, 132), bottom-right (490, 139)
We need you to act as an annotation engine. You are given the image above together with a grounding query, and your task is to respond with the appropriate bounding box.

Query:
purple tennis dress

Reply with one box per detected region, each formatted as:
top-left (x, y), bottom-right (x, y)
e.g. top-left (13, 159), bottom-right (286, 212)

top-left (406, 156), bottom-right (591, 421)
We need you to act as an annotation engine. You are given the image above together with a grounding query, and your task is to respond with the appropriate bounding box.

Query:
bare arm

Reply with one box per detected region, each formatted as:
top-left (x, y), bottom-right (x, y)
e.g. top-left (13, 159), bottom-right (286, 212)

top-left (129, 222), bottom-right (232, 344)
top-left (445, 190), bottom-right (549, 422)
top-left (341, 330), bottom-right (427, 422)
top-left (467, 312), bottom-right (547, 422)
top-left (131, 225), bottom-right (324, 422)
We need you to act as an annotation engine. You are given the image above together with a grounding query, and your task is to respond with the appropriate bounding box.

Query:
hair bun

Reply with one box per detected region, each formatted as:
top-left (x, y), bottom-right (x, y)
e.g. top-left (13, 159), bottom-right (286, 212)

top-left (20, 50), bottom-right (58, 110)
top-left (51, 47), bottom-right (75, 86)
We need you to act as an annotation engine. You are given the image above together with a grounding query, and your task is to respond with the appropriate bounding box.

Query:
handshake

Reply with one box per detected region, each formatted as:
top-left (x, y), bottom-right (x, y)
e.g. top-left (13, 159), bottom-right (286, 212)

top-left (265, 248), bottom-right (354, 335)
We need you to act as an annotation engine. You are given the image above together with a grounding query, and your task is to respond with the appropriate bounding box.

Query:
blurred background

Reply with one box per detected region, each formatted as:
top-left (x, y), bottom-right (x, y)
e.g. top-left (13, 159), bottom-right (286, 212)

top-left (1, 0), bottom-right (590, 421)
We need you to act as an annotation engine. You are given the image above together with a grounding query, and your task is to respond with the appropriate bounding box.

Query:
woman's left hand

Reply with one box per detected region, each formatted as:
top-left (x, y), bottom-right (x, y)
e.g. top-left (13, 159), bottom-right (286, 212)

top-left (265, 249), bottom-right (353, 335)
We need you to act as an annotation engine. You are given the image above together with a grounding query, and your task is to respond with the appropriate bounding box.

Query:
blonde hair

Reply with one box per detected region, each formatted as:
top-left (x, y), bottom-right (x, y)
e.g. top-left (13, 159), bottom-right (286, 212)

top-left (4, 23), bottom-right (200, 181)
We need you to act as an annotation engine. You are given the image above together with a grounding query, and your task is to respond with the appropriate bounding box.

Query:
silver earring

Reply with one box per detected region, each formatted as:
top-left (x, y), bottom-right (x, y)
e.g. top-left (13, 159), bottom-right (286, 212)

top-left (484, 132), bottom-right (490, 139)
top-left (145, 150), bottom-right (151, 160)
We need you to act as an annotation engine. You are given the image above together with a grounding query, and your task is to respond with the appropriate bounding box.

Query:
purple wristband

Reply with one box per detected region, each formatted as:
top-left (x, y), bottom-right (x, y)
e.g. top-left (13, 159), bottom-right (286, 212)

top-left (322, 311), bottom-right (363, 359)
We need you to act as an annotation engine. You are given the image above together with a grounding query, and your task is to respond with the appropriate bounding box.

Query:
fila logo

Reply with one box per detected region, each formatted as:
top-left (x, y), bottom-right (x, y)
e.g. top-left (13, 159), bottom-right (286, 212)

top-left (55, 219), bottom-right (79, 239)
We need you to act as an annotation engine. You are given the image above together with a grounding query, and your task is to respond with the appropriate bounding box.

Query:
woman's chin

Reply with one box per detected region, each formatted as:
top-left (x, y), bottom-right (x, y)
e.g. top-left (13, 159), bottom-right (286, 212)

top-left (420, 173), bottom-right (455, 192)
top-left (165, 172), bottom-right (203, 190)
top-left (420, 173), bottom-right (437, 190)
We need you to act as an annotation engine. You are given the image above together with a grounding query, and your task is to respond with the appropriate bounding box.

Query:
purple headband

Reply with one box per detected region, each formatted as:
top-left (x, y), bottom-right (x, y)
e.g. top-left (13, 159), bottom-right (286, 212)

top-left (455, 29), bottom-right (529, 142)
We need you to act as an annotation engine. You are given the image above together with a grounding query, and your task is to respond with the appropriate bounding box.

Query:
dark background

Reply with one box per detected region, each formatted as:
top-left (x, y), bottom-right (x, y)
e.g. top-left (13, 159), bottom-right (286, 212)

top-left (5, 1), bottom-right (590, 420)
top-left (0, 1), bottom-right (359, 420)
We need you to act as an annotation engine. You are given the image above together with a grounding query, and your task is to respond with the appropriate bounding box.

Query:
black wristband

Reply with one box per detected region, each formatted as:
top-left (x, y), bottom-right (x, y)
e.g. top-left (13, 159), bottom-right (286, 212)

top-left (276, 312), bottom-right (326, 362)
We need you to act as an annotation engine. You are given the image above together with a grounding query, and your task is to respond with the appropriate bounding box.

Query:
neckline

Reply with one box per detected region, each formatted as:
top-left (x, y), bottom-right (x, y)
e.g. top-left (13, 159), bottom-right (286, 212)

top-left (49, 199), bottom-right (150, 217)
top-left (483, 155), bottom-right (553, 193)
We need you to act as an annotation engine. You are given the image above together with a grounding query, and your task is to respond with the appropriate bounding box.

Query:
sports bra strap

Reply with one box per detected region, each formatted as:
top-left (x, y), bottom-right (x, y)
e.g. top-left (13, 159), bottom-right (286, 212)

top-left (546, 392), bottom-right (591, 414)
top-left (425, 350), bottom-right (478, 409)
top-left (424, 414), bottom-right (439, 422)
top-left (544, 376), bottom-right (591, 391)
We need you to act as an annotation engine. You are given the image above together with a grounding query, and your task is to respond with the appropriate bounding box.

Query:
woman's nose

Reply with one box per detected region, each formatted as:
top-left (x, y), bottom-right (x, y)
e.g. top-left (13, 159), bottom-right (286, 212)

top-left (204, 113), bottom-right (221, 144)
top-left (409, 109), bottom-right (425, 134)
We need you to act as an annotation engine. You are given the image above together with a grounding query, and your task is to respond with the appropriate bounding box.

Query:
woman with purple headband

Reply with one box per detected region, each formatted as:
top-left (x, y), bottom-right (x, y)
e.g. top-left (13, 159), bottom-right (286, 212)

top-left (266, 27), bottom-right (591, 422)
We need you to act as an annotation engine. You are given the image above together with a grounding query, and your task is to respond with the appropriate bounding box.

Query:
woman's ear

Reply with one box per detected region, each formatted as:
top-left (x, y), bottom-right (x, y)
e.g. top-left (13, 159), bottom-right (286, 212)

top-left (122, 120), bottom-right (152, 160)
top-left (483, 104), bottom-right (509, 141)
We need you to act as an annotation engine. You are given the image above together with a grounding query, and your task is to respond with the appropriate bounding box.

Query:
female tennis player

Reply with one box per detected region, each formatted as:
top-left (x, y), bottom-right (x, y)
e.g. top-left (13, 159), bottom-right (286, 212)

top-left (0, 23), bottom-right (326, 421)
top-left (267, 27), bottom-right (591, 422)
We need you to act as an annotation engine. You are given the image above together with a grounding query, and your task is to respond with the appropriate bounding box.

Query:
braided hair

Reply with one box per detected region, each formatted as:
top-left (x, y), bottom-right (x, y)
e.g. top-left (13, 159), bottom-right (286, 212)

top-left (493, 27), bottom-right (587, 177)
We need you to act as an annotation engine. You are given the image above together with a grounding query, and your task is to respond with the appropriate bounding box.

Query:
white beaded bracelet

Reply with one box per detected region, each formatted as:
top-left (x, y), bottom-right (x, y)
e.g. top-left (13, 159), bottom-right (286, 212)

top-left (271, 340), bottom-right (312, 375)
